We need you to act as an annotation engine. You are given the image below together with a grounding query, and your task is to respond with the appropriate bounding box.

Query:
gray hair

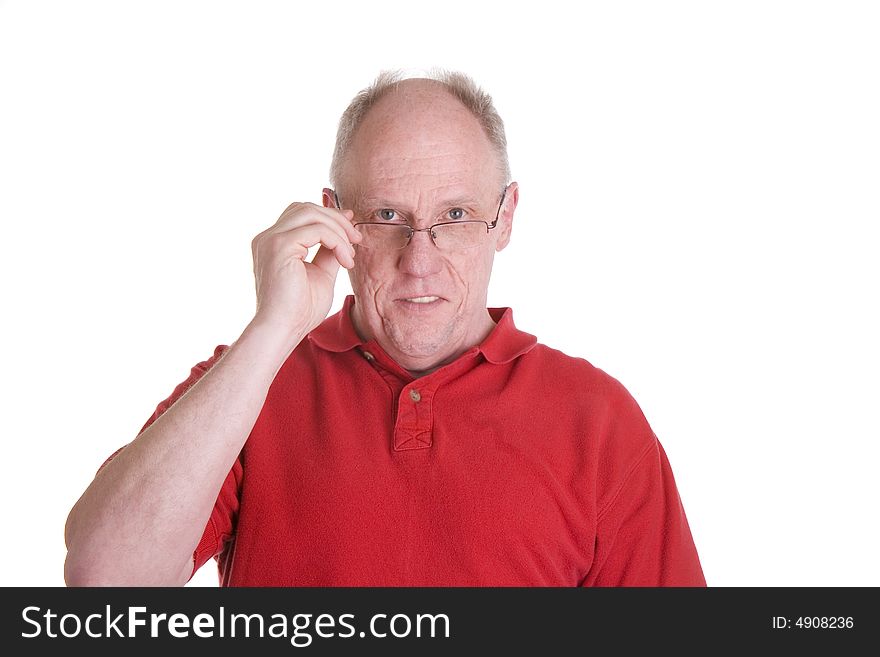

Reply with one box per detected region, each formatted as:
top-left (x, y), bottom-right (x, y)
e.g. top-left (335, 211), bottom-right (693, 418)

top-left (329, 68), bottom-right (511, 188)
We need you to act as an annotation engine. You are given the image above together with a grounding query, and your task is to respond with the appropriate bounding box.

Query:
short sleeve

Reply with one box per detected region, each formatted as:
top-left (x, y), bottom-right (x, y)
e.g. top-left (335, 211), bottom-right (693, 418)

top-left (580, 383), bottom-right (706, 587)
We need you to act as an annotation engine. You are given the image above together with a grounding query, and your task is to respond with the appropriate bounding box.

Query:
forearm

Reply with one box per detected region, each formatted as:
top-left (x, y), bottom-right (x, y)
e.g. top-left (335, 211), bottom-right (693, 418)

top-left (64, 320), bottom-right (301, 586)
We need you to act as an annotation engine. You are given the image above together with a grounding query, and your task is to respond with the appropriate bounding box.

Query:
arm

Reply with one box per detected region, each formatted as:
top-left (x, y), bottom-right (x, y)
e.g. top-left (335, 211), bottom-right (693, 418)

top-left (63, 202), bottom-right (361, 586)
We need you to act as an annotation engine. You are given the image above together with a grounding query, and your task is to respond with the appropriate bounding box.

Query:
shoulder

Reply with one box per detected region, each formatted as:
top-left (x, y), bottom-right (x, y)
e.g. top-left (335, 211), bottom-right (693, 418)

top-left (515, 342), bottom-right (659, 460)
top-left (519, 342), bottom-right (640, 409)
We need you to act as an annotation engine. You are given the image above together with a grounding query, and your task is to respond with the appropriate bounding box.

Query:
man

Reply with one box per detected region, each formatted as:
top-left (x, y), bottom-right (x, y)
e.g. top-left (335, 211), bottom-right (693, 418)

top-left (64, 70), bottom-right (705, 586)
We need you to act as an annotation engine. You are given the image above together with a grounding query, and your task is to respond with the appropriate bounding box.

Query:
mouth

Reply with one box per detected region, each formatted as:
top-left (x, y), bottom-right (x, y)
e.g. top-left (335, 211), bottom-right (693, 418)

top-left (396, 295), bottom-right (446, 310)
top-left (402, 296), bottom-right (441, 304)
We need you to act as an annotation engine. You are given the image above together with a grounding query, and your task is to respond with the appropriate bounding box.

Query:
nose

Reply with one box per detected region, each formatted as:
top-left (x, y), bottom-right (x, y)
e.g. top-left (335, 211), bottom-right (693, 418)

top-left (397, 229), bottom-right (443, 277)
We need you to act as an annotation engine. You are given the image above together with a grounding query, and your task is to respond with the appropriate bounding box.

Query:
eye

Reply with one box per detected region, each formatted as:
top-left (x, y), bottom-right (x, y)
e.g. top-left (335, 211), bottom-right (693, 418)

top-left (447, 208), bottom-right (465, 221)
top-left (378, 209), bottom-right (397, 221)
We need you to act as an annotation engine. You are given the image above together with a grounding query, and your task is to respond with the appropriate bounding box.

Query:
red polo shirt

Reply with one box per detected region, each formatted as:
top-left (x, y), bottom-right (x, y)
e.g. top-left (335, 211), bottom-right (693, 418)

top-left (135, 296), bottom-right (705, 586)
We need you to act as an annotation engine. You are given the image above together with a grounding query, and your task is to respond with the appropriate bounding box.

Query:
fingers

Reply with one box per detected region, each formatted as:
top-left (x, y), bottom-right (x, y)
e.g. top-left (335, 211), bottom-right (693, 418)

top-left (273, 202), bottom-right (362, 245)
top-left (253, 203), bottom-right (361, 271)
top-left (263, 223), bottom-right (356, 269)
top-left (276, 205), bottom-right (360, 268)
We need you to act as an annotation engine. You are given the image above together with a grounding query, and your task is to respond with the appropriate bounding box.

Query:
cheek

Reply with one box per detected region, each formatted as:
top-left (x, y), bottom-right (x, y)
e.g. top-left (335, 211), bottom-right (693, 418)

top-left (350, 252), bottom-right (392, 295)
top-left (456, 251), bottom-right (494, 290)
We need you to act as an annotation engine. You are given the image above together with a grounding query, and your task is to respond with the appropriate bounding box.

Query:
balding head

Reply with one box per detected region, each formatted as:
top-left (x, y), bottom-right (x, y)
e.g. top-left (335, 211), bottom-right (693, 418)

top-left (338, 79), bottom-right (501, 205)
top-left (329, 70), bottom-right (511, 191)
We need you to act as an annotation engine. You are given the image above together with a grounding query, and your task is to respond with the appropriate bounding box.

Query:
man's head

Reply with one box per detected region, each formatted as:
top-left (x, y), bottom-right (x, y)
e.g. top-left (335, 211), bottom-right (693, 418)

top-left (323, 70), bottom-right (518, 375)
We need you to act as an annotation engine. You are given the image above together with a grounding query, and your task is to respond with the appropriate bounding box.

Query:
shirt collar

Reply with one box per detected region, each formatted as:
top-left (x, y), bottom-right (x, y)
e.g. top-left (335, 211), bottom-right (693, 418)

top-left (481, 306), bottom-right (537, 363)
top-left (307, 295), bottom-right (364, 352)
top-left (308, 295), bottom-right (537, 364)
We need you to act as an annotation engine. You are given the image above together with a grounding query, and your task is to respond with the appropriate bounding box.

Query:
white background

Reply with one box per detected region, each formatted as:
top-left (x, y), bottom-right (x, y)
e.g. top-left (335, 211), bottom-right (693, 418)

top-left (1, 1), bottom-right (877, 587)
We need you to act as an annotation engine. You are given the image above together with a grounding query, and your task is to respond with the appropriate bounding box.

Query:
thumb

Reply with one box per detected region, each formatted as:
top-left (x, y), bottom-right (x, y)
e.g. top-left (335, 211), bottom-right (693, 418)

top-left (311, 244), bottom-right (343, 282)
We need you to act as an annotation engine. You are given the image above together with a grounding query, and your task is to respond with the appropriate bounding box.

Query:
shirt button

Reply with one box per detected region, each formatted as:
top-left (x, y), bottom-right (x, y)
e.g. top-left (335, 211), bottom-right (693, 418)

top-left (409, 389), bottom-right (421, 402)
top-left (362, 351), bottom-right (375, 361)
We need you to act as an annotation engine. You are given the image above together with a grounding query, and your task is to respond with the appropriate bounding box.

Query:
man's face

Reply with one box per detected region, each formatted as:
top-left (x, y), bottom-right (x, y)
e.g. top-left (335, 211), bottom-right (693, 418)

top-left (326, 80), bottom-right (517, 374)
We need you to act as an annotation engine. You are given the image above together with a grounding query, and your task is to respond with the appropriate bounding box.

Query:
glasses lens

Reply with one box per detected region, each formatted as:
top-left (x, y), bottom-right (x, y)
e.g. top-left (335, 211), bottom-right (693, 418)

top-left (432, 222), bottom-right (487, 249)
top-left (356, 224), bottom-right (412, 250)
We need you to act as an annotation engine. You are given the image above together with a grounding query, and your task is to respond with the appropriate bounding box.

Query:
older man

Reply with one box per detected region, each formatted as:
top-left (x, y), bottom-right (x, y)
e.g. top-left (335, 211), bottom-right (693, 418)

top-left (64, 71), bottom-right (705, 587)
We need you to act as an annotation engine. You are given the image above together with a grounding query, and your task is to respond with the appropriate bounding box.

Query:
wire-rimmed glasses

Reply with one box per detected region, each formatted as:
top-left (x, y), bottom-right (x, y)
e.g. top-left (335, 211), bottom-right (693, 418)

top-left (334, 188), bottom-right (507, 251)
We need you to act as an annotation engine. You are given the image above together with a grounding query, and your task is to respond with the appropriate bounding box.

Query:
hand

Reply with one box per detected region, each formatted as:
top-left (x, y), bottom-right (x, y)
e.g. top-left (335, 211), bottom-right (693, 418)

top-left (249, 202), bottom-right (362, 344)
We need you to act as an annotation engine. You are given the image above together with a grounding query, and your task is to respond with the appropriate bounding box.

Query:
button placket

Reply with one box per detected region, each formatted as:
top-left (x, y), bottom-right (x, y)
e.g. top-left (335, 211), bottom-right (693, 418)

top-left (394, 385), bottom-right (433, 451)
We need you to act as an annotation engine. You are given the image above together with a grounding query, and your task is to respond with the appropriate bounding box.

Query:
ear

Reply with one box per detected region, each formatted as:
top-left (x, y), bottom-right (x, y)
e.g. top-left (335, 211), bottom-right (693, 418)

top-left (322, 188), bottom-right (337, 209)
top-left (494, 182), bottom-right (518, 252)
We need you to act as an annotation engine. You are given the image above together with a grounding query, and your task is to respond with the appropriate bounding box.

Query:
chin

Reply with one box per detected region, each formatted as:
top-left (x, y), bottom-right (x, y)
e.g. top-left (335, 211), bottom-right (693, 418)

top-left (386, 325), bottom-right (459, 362)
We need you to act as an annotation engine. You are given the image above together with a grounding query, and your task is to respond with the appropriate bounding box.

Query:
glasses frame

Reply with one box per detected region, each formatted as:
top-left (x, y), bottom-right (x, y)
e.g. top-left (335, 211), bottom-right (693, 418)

top-left (333, 187), bottom-right (508, 251)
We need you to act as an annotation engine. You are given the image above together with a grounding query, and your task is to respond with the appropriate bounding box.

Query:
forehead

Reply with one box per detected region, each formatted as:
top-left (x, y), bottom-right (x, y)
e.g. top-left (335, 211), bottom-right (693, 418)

top-left (342, 83), bottom-right (501, 198)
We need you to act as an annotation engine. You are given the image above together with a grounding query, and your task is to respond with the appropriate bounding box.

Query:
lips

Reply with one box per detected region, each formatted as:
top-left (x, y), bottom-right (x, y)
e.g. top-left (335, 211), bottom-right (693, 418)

top-left (395, 294), bottom-right (448, 310)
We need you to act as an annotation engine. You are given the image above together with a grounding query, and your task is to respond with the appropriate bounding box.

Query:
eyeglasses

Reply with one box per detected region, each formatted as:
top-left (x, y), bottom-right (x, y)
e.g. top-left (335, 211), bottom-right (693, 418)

top-left (333, 188), bottom-right (507, 251)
